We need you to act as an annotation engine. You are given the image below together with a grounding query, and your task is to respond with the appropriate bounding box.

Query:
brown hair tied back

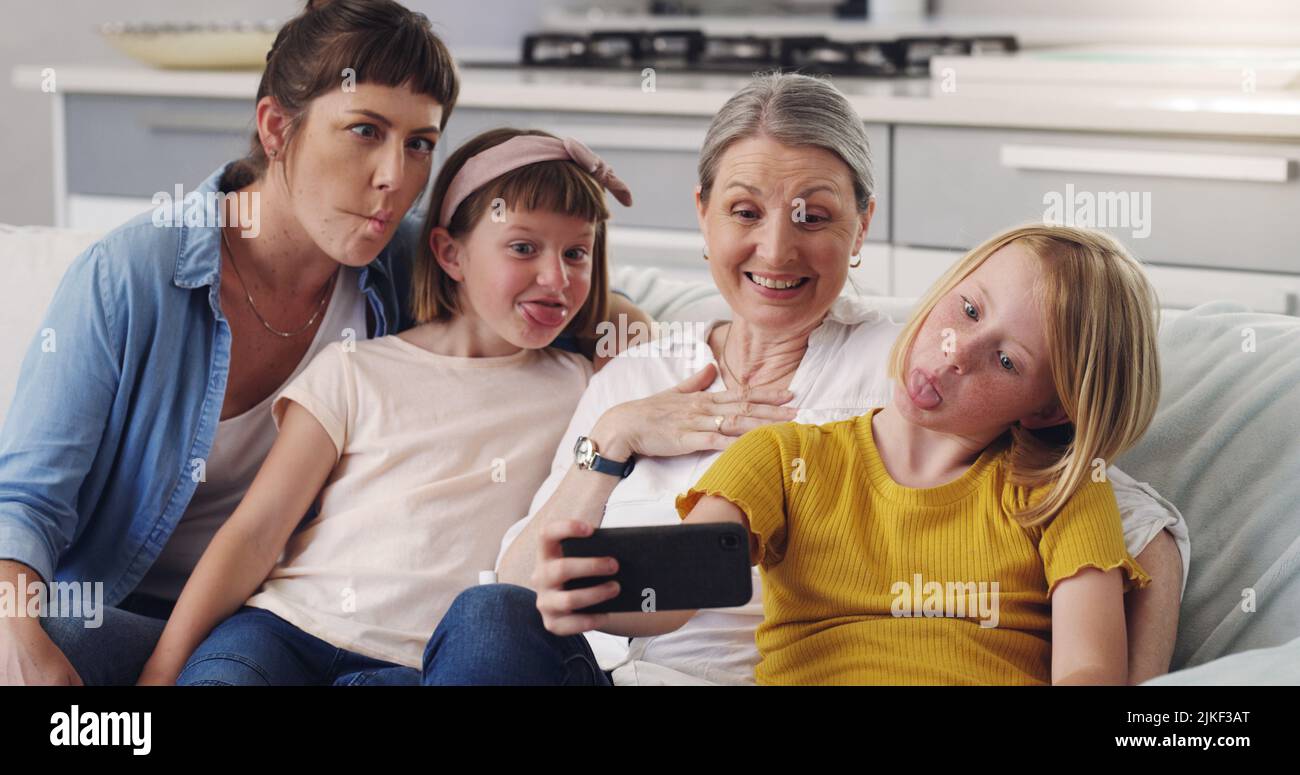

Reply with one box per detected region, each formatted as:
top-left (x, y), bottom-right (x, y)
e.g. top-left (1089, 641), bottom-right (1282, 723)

top-left (220, 0), bottom-right (459, 192)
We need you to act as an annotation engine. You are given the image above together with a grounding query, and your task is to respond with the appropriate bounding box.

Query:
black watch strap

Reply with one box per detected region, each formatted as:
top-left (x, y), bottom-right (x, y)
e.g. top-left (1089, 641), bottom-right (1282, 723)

top-left (590, 451), bottom-right (635, 478)
top-left (575, 435), bottom-right (636, 478)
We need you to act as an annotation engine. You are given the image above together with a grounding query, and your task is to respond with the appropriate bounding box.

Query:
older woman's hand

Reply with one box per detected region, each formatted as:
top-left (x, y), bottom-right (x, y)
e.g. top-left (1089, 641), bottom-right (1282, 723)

top-left (533, 519), bottom-right (617, 636)
top-left (533, 518), bottom-right (697, 640)
top-left (589, 363), bottom-right (797, 461)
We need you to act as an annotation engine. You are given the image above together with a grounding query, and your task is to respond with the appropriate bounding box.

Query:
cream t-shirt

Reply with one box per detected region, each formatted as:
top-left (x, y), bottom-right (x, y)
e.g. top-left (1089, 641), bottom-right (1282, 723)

top-left (135, 266), bottom-right (367, 602)
top-left (247, 335), bottom-right (593, 668)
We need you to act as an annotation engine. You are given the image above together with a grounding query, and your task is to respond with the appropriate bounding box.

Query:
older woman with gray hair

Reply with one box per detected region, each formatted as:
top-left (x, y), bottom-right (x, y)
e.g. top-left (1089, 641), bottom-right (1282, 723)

top-left (421, 72), bottom-right (1189, 686)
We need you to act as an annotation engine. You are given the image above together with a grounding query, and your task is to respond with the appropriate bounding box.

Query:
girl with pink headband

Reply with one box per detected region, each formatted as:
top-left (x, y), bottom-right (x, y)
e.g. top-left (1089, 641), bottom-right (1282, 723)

top-left (139, 127), bottom-right (634, 685)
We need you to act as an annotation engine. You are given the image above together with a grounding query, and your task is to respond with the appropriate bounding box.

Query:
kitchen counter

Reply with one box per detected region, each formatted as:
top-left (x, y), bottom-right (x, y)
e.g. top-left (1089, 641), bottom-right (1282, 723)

top-left (13, 63), bottom-right (1300, 139)
top-left (9, 60), bottom-right (1300, 314)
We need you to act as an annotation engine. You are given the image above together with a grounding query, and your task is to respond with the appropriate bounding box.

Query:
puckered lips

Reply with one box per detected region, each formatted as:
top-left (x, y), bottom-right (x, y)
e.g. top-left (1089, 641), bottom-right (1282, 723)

top-left (353, 207), bottom-right (394, 237)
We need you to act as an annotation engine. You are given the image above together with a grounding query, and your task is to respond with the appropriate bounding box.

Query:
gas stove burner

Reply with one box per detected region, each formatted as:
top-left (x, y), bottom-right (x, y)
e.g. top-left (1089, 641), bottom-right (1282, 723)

top-left (518, 30), bottom-right (1015, 77)
top-left (522, 33), bottom-right (588, 67)
top-left (780, 36), bottom-right (903, 77)
top-left (646, 29), bottom-right (705, 68)
top-left (699, 35), bottom-right (778, 70)
top-left (969, 35), bottom-right (1018, 56)
top-left (849, 40), bottom-right (905, 76)
top-left (895, 36), bottom-right (971, 76)
top-left (587, 31), bottom-right (645, 68)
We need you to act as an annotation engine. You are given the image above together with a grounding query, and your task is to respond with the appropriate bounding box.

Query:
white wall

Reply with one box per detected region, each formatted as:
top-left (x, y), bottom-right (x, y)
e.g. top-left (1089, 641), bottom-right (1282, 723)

top-left (940, 0), bottom-right (1300, 23)
top-left (0, 1), bottom-right (293, 226)
top-left (937, 0), bottom-right (1300, 46)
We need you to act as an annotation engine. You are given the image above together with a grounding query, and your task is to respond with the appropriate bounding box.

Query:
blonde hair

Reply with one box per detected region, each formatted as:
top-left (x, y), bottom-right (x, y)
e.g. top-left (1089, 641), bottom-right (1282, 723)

top-left (886, 224), bottom-right (1162, 527)
top-left (413, 127), bottom-right (610, 352)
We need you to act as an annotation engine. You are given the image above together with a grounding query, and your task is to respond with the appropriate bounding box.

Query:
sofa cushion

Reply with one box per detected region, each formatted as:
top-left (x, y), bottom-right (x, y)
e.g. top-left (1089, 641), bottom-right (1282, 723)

top-left (1116, 301), bottom-right (1300, 670)
top-left (0, 225), bottom-right (102, 422)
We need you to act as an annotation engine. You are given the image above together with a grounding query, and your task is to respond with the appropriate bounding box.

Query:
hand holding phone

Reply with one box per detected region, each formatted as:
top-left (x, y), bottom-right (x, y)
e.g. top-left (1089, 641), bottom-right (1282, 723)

top-left (560, 523), bottom-right (752, 614)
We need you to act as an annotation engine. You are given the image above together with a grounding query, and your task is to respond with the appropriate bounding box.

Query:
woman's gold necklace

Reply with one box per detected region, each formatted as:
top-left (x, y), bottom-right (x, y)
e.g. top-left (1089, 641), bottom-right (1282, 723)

top-left (718, 322), bottom-right (800, 391)
top-left (221, 227), bottom-right (336, 338)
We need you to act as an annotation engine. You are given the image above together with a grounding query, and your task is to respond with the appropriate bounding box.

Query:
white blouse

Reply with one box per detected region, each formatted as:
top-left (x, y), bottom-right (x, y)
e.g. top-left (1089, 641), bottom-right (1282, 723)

top-left (498, 295), bottom-right (1189, 685)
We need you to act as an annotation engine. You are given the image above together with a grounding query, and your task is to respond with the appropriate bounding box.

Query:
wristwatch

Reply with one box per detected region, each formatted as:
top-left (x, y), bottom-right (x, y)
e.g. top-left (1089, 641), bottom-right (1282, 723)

top-left (573, 435), bottom-right (636, 478)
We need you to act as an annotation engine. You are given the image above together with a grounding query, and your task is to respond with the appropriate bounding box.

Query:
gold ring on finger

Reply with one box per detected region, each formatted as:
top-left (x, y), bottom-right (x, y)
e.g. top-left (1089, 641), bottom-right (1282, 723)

top-left (714, 414), bottom-right (724, 431)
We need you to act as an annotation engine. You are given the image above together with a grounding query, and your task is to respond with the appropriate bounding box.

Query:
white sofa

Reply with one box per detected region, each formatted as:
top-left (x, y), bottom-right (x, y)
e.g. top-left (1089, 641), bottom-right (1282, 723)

top-left (3, 224), bottom-right (1298, 684)
top-left (0, 225), bottom-right (103, 422)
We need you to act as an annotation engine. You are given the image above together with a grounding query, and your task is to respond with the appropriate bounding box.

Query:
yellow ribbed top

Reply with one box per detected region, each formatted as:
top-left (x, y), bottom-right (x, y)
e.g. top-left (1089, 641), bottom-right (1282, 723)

top-left (676, 407), bottom-right (1150, 686)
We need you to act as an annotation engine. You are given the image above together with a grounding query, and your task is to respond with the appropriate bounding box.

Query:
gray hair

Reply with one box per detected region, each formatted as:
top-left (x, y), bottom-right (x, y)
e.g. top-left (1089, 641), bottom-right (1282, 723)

top-left (698, 72), bottom-right (874, 213)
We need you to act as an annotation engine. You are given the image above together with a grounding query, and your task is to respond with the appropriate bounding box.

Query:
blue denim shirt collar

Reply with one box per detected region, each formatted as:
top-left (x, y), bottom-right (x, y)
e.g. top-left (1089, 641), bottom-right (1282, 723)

top-left (0, 162), bottom-right (418, 601)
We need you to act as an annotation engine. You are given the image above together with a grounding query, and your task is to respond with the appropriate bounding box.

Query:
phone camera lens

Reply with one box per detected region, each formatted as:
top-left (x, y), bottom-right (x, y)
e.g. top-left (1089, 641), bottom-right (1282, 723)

top-left (720, 533), bottom-right (739, 549)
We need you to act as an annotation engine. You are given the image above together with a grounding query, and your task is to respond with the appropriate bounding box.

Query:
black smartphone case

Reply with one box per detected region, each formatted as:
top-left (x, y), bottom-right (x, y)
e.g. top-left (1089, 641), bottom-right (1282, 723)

top-left (560, 523), bottom-right (753, 614)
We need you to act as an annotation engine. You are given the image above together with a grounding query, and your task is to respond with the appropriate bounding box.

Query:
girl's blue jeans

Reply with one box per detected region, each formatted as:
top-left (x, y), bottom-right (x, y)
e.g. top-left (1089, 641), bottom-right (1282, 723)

top-left (421, 583), bottom-right (614, 686)
top-left (43, 584), bottom-right (612, 686)
top-left (177, 606), bottom-right (420, 686)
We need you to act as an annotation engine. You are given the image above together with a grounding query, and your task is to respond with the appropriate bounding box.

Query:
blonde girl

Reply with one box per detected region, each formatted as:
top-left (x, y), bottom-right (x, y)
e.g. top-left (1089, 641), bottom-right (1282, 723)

top-left (544, 224), bottom-right (1162, 686)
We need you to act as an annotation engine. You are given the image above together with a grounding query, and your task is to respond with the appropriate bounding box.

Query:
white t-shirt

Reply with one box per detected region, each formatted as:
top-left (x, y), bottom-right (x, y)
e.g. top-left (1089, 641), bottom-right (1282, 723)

top-left (247, 336), bottom-right (593, 668)
top-left (497, 295), bottom-right (1191, 685)
top-left (134, 266), bottom-right (366, 602)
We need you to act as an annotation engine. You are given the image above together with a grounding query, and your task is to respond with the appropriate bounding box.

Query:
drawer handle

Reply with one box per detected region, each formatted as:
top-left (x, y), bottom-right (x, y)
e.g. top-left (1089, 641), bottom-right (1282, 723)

top-left (1000, 144), bottom-right (1292, 183)
top-left (143, 113), bottom-right (252, 135)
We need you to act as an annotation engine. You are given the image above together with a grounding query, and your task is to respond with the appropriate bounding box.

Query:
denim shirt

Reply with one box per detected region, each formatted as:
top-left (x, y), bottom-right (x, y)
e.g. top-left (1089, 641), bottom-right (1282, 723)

top-left (0, 164), bottom-right (422, 603)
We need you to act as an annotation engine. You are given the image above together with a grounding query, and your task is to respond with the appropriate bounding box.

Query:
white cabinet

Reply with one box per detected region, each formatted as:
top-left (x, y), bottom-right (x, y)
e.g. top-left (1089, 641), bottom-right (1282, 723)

top-left (889, 246), bottom-right (1300, 315)
top-left (39, 83), bottom-right (1300, 317)
top-left (891, 125), bottom-right (1300, 314)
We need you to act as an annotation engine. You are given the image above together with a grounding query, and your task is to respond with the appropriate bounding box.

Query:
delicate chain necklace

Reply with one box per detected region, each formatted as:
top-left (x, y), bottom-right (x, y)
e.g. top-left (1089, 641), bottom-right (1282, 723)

top-left (718, 322), bottom-right (798, 391)
top-left (220, 227), bottom-right (336, 338)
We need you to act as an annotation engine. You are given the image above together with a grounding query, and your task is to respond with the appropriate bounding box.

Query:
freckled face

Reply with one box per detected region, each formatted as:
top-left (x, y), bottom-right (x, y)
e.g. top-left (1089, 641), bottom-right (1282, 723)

top-left (282, 82), bottom-right (442, 267)
top-left (894, 242), bottom-right (1063, 439)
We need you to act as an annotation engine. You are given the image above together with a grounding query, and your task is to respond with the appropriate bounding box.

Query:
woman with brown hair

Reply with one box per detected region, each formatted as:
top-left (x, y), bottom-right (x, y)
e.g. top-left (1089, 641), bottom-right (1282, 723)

top-left (135, 126), bottom-right (630, 686)
top-left (0, 0), bottom-right (641, 686)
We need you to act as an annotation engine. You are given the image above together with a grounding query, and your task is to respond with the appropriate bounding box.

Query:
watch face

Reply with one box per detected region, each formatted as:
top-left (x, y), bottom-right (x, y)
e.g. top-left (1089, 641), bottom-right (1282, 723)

top-left (574, 436), bottom-right (595, 467)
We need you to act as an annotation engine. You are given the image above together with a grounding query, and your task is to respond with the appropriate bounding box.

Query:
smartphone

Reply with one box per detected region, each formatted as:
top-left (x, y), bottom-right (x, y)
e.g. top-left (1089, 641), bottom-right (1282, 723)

top-left (560, 523), bottom-right (753, 614)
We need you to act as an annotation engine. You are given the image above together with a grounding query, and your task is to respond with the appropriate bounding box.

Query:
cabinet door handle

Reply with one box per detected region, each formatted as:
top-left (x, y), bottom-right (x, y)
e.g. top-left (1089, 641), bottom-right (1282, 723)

top-left (142, 112), bottom-right (251, 135)
top-left (1000, 144), bottom-right (1292, 183)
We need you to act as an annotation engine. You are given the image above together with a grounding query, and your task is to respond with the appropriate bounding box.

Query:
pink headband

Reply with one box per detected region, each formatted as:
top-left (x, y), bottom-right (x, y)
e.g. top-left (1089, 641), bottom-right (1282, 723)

top-left (438, 135), bottom-right (634, 228)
